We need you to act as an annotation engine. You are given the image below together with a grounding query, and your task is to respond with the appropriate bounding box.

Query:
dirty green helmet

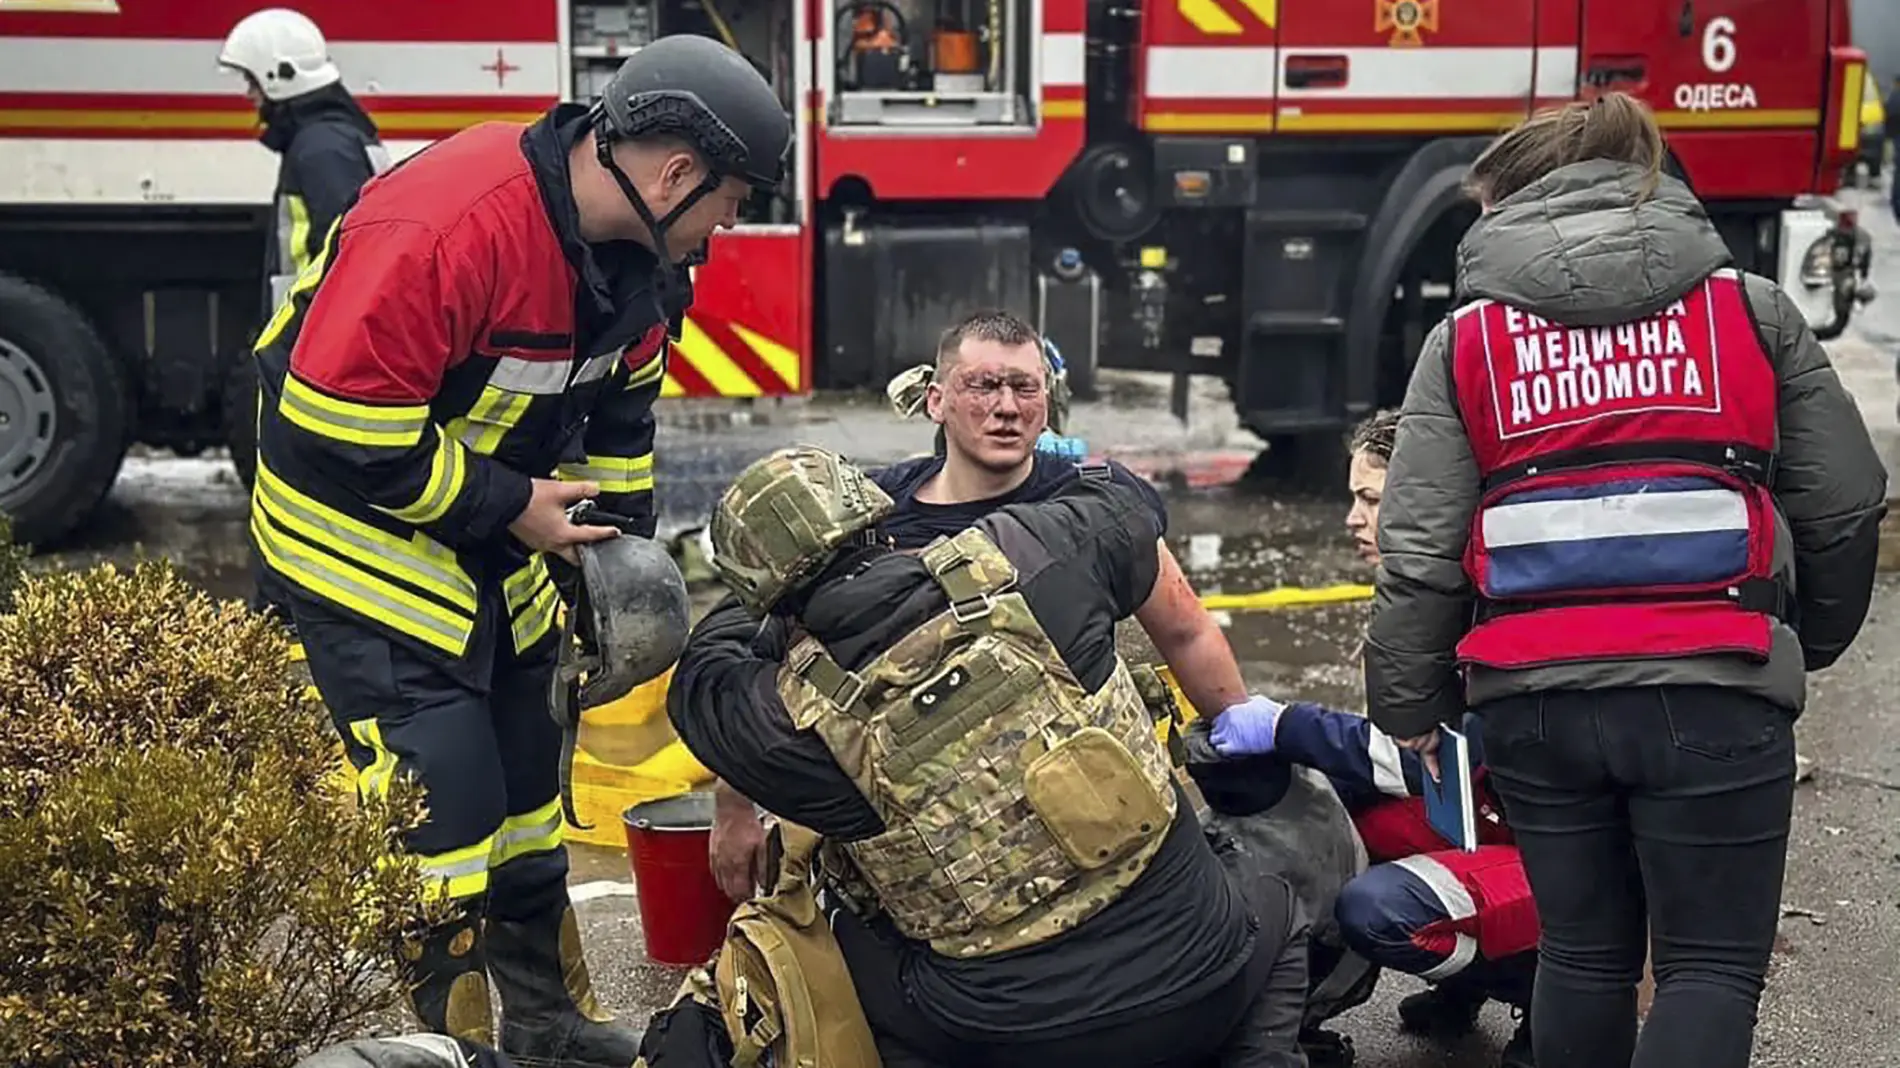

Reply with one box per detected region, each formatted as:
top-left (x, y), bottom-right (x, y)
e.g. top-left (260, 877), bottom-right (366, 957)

top-left (710, 445), bottom-right (895, 614)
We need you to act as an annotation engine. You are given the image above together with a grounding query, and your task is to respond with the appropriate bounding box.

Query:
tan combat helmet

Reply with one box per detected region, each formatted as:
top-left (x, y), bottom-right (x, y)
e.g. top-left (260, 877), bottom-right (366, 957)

top-left (710, 445), bottom-right (895, 614)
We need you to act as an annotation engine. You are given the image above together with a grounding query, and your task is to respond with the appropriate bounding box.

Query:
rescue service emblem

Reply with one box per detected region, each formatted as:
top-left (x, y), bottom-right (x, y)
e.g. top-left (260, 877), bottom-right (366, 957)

top-left (1376, 0), bottom-right (1438, 47)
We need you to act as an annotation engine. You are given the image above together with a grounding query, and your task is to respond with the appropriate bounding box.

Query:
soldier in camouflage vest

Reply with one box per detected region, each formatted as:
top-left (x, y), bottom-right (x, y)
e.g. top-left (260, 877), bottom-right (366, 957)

top-left (675, 444), bottom-right (1312, 1068)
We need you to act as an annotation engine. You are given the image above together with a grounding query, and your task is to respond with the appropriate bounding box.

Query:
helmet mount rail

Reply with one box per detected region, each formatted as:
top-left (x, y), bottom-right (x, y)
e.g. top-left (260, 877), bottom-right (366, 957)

top-left (590, 89), bottom-right (768, 272)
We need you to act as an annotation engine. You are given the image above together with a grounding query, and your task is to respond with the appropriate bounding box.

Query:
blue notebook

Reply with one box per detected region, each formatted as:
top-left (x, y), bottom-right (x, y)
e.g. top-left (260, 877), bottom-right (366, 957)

top-left (1422, 725), bottom-right (1479, 852)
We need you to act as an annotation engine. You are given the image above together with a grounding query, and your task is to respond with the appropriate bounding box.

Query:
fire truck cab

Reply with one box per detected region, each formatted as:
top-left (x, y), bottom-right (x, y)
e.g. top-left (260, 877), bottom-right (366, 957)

top-left (791, 0), bottom-right (1872, 475)
top-left (0, 0), bottom-right (1872, 547)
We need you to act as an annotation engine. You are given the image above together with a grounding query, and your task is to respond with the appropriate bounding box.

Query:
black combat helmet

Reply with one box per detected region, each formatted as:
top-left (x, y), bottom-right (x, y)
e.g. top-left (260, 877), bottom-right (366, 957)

top-left (590, 33), bottom-right (792, 260)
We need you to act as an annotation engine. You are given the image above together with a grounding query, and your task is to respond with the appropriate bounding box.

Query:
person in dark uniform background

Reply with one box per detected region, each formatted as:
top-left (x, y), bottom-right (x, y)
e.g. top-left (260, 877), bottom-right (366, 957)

top-left (672, 445), bottom-right (1312, 1068)
top-left (218, 7), bottom-right (392, 314)
top-left (246, 34), bottom-right (790, 1067)
top-left (219, 7), bottom-right (393, 642)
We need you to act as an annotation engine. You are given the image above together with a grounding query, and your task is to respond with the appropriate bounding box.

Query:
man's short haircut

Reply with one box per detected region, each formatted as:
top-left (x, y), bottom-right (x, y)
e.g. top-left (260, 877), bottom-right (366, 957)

top-left (935, 309), bottom-right (1043, 372)
top-left (1348, 409), bottom-right (1401, 464)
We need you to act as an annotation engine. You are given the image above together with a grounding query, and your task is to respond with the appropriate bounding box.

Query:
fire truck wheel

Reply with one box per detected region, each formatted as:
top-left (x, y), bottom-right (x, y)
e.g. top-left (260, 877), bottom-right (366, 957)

top-left (220, 351), bottom-right (258, 491)
top-left (0, 273), bottom-right (133, 550)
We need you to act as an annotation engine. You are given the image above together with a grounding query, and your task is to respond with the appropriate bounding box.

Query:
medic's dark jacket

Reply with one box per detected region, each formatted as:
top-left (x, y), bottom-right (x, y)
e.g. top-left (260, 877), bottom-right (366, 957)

top-left (1365, 161), bottom-right (1887, 740)
top-left (251, 104), bottom-right (680, 662)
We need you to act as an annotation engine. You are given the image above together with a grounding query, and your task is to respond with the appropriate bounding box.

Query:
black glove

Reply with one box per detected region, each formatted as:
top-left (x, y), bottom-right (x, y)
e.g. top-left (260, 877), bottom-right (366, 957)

top-left (567, 498), bottom-right (655, 539)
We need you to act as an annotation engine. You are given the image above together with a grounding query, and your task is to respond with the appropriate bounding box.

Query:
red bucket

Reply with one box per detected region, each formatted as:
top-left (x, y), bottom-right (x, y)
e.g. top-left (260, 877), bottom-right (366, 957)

top-left (623, 792), bottom-right (736, 967)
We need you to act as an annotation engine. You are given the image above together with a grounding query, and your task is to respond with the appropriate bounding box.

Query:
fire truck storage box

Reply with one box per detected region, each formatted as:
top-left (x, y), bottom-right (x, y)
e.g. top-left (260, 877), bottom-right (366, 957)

top-left (822, 219), bottom-right (1033, 389)
top-left (1154, 138), bottom-right (1258, 210)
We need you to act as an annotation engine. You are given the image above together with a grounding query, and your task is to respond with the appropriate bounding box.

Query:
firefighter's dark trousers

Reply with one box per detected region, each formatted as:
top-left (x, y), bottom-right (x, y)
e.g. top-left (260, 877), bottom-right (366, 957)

top-left (291, 588), bottom-right (569, 919)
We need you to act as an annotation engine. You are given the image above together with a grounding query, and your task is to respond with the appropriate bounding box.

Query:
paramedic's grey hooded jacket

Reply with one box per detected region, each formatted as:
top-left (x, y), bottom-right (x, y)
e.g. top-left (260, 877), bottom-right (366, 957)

top-left (1365, 159), bottom-right (1888, 740)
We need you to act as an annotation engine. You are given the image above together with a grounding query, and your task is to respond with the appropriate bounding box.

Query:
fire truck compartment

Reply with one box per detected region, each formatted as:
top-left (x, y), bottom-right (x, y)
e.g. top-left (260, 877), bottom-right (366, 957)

top-left (829, 0), bottom-right (1039, 127)
top-left (820, 213), bottom-right (1035, 387)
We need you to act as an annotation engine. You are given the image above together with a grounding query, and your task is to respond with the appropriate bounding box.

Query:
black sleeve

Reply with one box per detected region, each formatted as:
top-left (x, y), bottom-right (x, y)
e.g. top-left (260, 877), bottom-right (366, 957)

top-left (1103, 459), bottom-right (1169, 537)
top-left (998, 477), bottom-right (1163, 688)
top-left (285, 125), bottom-right (376, 255)
top-left (665, 594), bottom-right (885, 839)
top-left (1747, 275), bottom-right (1888, 669)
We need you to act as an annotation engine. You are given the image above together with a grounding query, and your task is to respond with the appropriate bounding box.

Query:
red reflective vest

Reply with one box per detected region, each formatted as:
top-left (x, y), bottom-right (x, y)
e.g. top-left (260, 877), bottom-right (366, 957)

top-left (1447, 267), bottom-right (1784, 672)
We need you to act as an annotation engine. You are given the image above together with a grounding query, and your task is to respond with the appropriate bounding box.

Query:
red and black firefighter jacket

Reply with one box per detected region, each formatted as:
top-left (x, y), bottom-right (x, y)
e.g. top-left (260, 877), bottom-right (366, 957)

top-left (251, 104), bottom-right (683, 667)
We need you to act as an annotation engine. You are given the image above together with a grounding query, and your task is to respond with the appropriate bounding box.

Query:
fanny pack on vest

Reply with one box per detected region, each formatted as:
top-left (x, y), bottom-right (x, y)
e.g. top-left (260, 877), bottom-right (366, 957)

top-left (1447, 267), bottom-right (1792, 672)
top-left (711, 821), bottom-right (881, 1068)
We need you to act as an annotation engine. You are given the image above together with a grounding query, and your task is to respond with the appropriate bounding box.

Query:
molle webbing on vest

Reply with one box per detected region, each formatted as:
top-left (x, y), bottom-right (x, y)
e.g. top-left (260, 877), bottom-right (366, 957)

top-left (779, 526), bottom-right (1178, 957)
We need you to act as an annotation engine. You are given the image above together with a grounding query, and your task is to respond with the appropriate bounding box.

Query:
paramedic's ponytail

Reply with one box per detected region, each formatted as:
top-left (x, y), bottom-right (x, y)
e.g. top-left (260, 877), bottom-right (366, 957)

top-left (1465, 91), bottom-right (1666, 207)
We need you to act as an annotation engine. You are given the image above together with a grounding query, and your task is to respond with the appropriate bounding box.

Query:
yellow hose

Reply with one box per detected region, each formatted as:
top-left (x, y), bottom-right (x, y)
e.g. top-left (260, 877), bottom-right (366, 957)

top-left (700, 0), bottom-right (743, 54)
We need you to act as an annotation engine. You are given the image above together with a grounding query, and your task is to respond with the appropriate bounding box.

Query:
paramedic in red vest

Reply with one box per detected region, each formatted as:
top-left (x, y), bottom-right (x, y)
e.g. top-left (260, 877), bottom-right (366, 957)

top-left (249, 34), bottom-right (790, 1067)
top-left (1363, 92), bottom-right (1887, 1068)
top-left (1210, 409), bottom-right (1538, 1068)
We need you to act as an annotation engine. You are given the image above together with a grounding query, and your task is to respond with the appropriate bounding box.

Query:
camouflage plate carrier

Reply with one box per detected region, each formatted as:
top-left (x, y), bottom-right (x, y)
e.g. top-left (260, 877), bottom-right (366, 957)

top-left (776, 524), bottom-right (1178, 958)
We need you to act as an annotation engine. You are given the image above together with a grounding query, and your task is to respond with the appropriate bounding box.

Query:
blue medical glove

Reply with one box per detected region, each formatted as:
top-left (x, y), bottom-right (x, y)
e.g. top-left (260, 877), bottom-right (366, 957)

top-left (1036, 430), bottom-right (1087, 461)
top-left (1210, 695), bottom-right (1287, 757)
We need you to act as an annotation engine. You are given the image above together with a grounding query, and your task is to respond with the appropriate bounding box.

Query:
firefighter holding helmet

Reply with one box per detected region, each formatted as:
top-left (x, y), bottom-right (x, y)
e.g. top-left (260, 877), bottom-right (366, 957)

top-left (246, 33), bottom-right (789, 1066)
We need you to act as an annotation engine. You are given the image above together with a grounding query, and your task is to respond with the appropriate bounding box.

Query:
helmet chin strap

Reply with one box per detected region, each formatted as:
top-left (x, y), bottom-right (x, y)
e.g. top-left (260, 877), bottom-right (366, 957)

top-left (593, 124), bottom-right (721, 302)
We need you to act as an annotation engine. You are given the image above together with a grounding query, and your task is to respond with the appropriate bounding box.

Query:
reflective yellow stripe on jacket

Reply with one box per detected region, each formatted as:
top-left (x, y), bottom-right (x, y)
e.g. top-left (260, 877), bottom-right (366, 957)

top-left (251, 460), bottom-right (479, 656)
top-left (503, 555), bottom-right (558, 653)
top-left (277, 193), bottom-right (312, 276)
top-left (555, 453), bottom-right (654, 496)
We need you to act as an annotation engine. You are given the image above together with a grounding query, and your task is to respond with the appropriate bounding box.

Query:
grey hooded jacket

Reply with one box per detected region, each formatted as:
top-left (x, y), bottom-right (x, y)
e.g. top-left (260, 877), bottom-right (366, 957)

top-left (1365, 159), bottom-right (1888, 740)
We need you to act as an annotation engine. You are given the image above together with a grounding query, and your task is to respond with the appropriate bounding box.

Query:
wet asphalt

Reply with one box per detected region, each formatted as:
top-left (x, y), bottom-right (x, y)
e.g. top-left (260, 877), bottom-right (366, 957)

top-left (40, 186), bottom-right (1900, 1066)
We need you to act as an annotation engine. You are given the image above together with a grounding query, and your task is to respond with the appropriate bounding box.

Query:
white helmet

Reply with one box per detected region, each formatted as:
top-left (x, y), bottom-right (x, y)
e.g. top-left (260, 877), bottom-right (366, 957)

top-left (218, 8), bottom-right (341, 102)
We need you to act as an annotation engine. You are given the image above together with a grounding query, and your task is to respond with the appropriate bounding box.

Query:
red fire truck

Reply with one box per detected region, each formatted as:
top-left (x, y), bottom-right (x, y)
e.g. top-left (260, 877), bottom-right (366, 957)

top-left (0, 0), bottom-right (1869, 545)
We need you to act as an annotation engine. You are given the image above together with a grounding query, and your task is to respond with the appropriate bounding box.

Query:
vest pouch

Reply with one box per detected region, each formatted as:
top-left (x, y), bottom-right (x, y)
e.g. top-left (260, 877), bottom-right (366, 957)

top-left (1024, 726), bottom-right (1172, 871)
top-left (1467, 461), bottom-right (1772, 606)
top-left (713, 824), bottom-right (881, 1068)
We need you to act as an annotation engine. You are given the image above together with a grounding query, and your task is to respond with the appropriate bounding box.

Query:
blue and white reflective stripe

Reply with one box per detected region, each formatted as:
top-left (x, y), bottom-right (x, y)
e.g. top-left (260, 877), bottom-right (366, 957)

top-left (1481, 476), bottom-right (1749, 598)
top-left (1366, 728), bottom-right (1410, 797)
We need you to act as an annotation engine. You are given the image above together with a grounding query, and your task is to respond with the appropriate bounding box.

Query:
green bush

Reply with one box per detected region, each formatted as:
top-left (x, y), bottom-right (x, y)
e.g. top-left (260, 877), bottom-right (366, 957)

top-left (0, 557), bottom-right (448, 1067)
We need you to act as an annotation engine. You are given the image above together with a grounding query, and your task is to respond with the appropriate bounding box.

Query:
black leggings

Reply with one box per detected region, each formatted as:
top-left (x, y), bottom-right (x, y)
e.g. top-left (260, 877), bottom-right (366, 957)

top-left (1480, 685), bottom-right (1795, 1068)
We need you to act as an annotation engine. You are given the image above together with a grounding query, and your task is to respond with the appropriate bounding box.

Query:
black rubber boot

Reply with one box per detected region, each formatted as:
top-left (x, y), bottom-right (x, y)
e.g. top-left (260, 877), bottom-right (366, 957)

top-left (1499, 1006), bottom-right (1535, 1068)
top-left (486, 896), bottom-right (642, 1068)
top-left (399, 896), bottom-right (496, 1047)
top-left (1396, 978), bottom-right (1486, 1037)
top-left (1299, 1025), bottom-right (1357, 1067)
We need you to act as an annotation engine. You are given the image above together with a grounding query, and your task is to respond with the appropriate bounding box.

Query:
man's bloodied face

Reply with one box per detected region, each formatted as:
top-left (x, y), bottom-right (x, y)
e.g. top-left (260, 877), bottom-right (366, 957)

top-left (927, 337), bottom-right (1049, 474)
top-left (1345, 449), bottom-right (1388, 566)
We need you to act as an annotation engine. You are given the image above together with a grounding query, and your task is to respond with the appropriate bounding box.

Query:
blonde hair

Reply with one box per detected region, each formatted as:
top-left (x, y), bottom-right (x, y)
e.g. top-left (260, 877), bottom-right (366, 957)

top-left (1465, 91), bottom-right (1665, 206)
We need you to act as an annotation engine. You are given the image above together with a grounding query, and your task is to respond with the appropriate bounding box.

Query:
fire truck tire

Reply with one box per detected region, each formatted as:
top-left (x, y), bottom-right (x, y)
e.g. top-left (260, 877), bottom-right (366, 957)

top-left (220, 351), bottom-right (258, 491)
top-left (0, 273), bottom-right (133, 550)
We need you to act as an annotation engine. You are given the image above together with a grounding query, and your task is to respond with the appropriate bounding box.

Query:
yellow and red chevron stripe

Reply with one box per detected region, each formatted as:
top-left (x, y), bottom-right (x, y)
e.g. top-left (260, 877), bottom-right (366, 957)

top-left (662, 313), bottom-right (802, 398)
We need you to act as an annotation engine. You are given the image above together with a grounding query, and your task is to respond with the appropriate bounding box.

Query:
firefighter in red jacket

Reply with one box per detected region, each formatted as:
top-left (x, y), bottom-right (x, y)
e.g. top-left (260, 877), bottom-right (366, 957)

top-left (248, 34), bottom-right (790, 1067)
top-left (1366, 94), bottom-right (1886, 1068)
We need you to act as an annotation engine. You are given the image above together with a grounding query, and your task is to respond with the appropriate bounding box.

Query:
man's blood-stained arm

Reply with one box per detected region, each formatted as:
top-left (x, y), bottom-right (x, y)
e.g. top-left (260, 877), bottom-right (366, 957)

top-left (667, 594), bottom-right (886, 840)
top-left (276, 219), bottom-right (531, 549)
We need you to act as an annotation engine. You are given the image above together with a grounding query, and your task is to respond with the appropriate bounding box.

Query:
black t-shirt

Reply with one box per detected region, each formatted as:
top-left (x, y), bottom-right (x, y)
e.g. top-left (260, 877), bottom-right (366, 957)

top-left (870, 452), bottom-right (1168, 551)
top-left (668, 478), bottom-right (1252, 1040)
